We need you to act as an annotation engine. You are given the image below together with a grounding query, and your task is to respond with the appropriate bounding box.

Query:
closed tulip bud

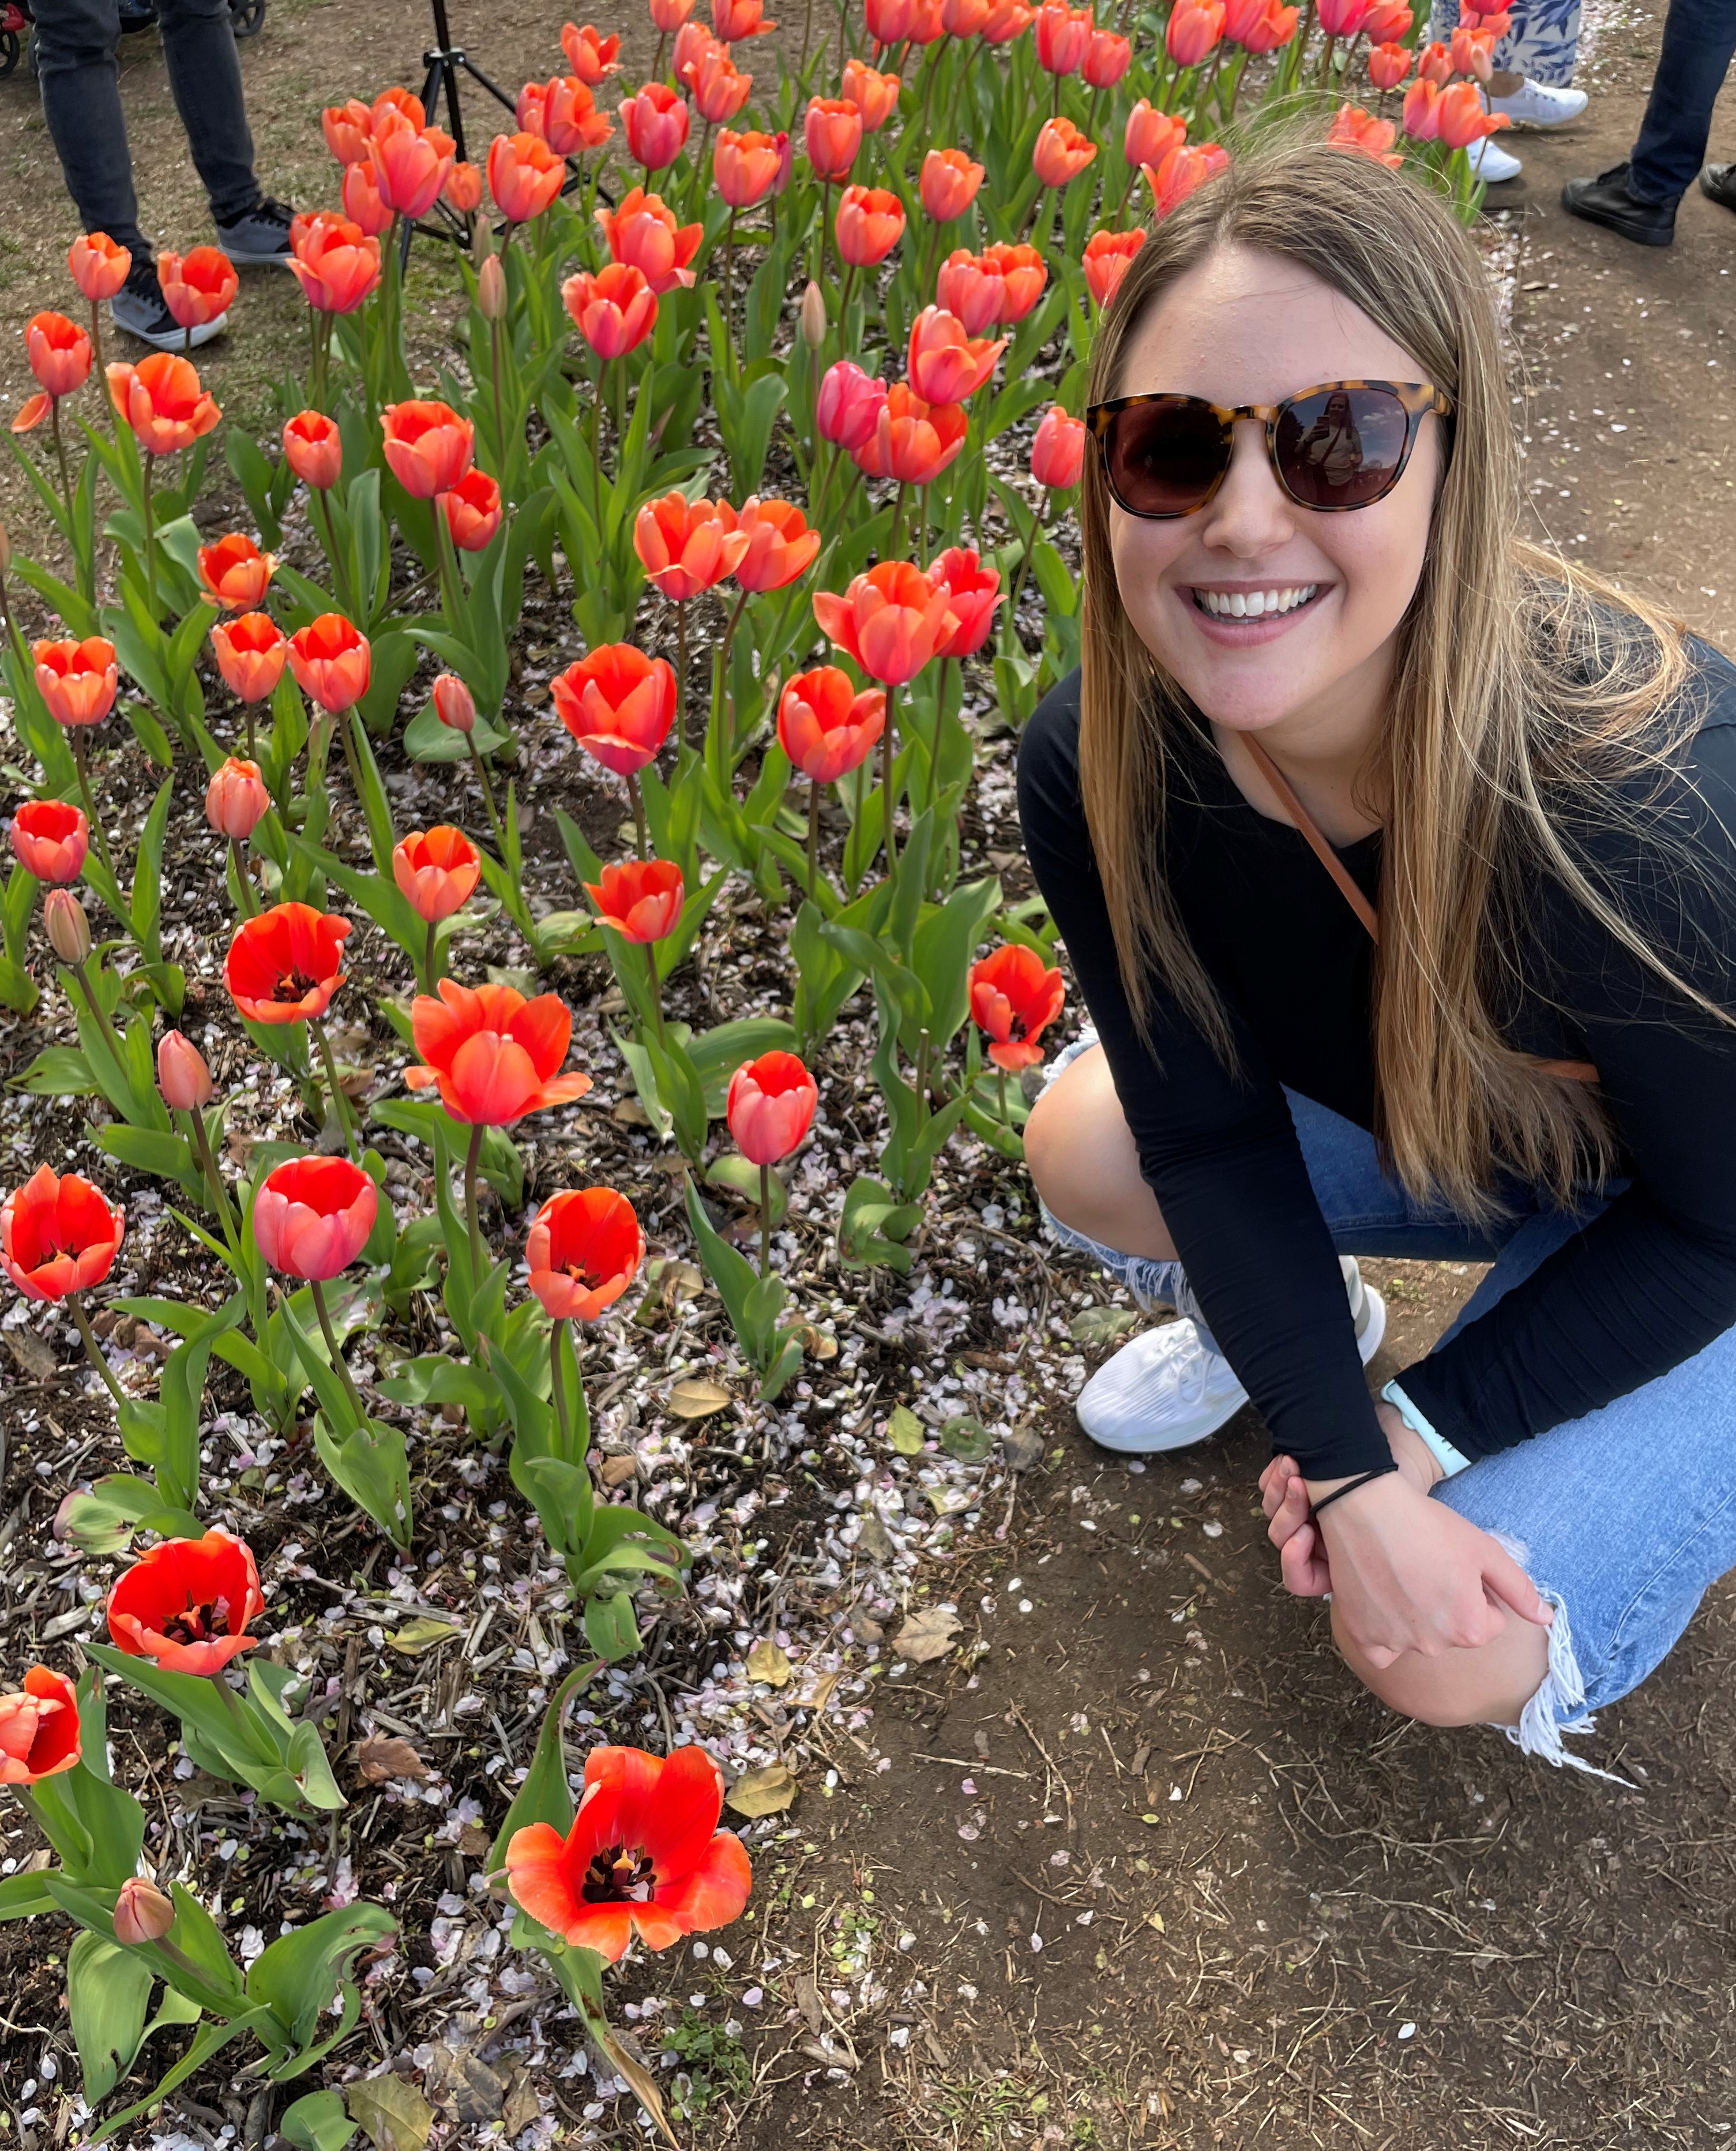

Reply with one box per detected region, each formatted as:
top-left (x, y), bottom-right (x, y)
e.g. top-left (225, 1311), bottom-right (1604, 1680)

top-left (205, 757), bottom-right (270, 841)
top-left (433, 672), bottom-right (476, 733)
top-left (1417, 39), bottom-right (1452, 83)
top-left (157, 1030), bottom-right (213, 1112)
top-left (44, 887), bottom-right (91, 965)
top-left (477, 252), bottom-right (507, 321)
top-left (1367, 39), bottom-right (1411, 87)
top-left (1031, 404), bottom-right (1086, 489)
top-left (114, 1877), bottom-right (175, 1947)
top-left (800, 279), bottom-right (828, 348)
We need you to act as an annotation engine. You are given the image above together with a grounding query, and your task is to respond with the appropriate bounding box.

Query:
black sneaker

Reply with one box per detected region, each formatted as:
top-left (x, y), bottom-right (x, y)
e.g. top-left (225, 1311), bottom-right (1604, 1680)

top-left (215, 194), bottom-right (295, 265)
top-left (1561, 162), bottom-right (1677, 246)
top-left (1701, 164), bottom-right (1736, 215)
top-left (110, 257), bottom-right (227, 351)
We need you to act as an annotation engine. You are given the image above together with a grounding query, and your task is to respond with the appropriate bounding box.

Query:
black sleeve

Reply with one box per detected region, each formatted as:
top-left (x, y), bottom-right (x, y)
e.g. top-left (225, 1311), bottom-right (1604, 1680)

top-left (1017, 675), bottom-right (1392, 1480)
top-left (1401, 671), bottom-right (1736, 1456)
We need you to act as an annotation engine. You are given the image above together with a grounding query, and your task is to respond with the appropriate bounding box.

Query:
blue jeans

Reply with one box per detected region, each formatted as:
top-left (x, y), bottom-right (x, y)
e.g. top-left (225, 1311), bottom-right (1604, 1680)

top-left (1629, 0), bottom-right (1736, 204)
top-left (1042, 1033), bottom-right (1736, 1781)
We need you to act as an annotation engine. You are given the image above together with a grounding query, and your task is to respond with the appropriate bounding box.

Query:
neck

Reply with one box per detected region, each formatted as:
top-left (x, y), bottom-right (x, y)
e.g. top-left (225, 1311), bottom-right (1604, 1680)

top-left (1209, 636), bottom-right (1394, 844)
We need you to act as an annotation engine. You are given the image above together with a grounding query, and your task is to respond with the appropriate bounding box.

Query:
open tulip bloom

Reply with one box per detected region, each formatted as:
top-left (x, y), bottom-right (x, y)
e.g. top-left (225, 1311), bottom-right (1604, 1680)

top-left (0, 1163), bottom-right (125, 1406)
top-left (225, 903), bottom-right (359, 1148)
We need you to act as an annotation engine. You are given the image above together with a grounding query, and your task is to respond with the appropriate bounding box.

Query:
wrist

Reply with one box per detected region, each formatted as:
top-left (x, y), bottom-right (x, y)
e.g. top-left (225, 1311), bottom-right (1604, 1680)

top-left (1377, 1401), bottom-right (1445, 1492)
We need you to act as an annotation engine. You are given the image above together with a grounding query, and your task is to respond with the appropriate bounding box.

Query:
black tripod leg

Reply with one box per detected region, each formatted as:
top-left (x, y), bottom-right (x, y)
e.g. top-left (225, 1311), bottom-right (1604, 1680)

top-left (456, 52), bottom-right (519, 119)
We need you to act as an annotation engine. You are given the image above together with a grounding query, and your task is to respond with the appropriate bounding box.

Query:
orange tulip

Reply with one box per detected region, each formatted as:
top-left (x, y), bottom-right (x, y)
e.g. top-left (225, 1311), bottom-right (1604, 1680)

top-left (0, 1666), bottom-right (80, 1786)
top-left (734, 497), bottom-right (821, 593)
top-left (33, 637), bottom-right (117, 727)
top-left (380, 399), bottom-right (474, 499)
top-left (866, 0), bottom-right (920, 39)
top-left (840, 58), bottom-right (901, 130)
top-left (1, 1165), bottom-right (122, 1301)
top-left (370, 111), bottom-right (457, 219)
top-left (551, 645), bottom-right (677, 774)
top-left (595, 187), bottom-right (702, 294)
top-left (1125, 99), bottom-right (1186, 169)
top-left (836, 185), bottom-right (906, 266)
top-left (715, 129), bottom-right (784, 207)
top-left (1237, 1), bottom-right (1299, 51)
top-left (943, 0), bottom-right (990, 30)
top-left (373, 85), bottom-right (427, 129)
top-left (1417, 37), bottom-right (1452, 82)
top-left (156, 1030), bottom-right (213, 1112)
top-left (157, 246), bottom-right (237, 330)
top-left (634, 493), bottom-right (749, 601)
top-left (487, 131), bottom-right (566, 222)
top-left (25, 311), bottom-right (92, 400)
top-left (209, 611), bottom-right (287, 704)
top-left (287, 614), bottom-right (371, 714)
top-left (563, 263), bottom-right (658, 358)
top-left (1326, 102), bottom-right (1403, 163)
top-left (563, 20), bottom-right (623, 78)
top-left (433, 673), bottom-right (476, 733)
top-left (340, 159), bottom-right (393, 237)
top-left (1449, 22), bottom-right (1494, 77)
top-left (584, 857), bottom-right (685, 941)
top-left (441, 468), bottom-right (503, 553)
top-left (1166, 0), bottom-right (1224, 59)
top-left (1365, 0), bottom-right (1411, 31)
top-left (920, 147), bottom-right (984, 221)
top-left (205, 756), bottom-right (271, 840)
top-left (688, 46), bottom-right (754, 123)
top-left (525, 1188), bottom-right (644, 1323)
top-left (908, 305), bottom-right (1005, 402)
top-left (804, 96), bottom-right (861, 181)
top-left (1144, 140), bottom-right (1231, 216)
top-left (1032, 115), bottom-right (1098, 186)
top-left (67, 231), bottom-right (130, 303)
top-left (1083, 226), bottom-right (1145, 307)
top-left (286, 214), bottom-right (381, 314)
top-left (405, 978), bottom-right (592, 1127)
top-left (224, 901), bottom-right (350, 1024)
top-left (618, 82), bottom-right (691, 170)
top-left (197, 532), bottom-right (275, 610)
top-left (535, 74), bottom-right (614, 156)
top-left (929, 543), bottom-right (1002, 656)
top-left (980, 238), bottom-right (1047, 322)
top-left (1403, 76), bottom-right (1441, 136)
top-left (1035, 0), bottom-right (1092, 72)
top-left (982, 0), bottom-right (1036, 34)
top-left (813, 561), bottom-right (958, 685)
top-left (106, 353), bottom-right (220, 457)
top-left (322, 98), bottom-right (373, 163)
top-left (856, 382), bottom-right (968, 486)
top-left (393, 825), bottom-right (481, 922)
top-left (672, 19), bottom-right (716, 81)
top-left (1367, 40), bottom-right (1412, 88)
top-left (10, 800), bottom-right (87, 885)
top-left (713, 0), bottom-right (776, 34)
top-left (1437, 79), bottom-right (1508, 145)
top-left (1084, 25), bottom-right (1132, 81)
top-left (969, 942), bottom-right (1065, 1069)
top-left (777, 667), bottom-right (885, 783)
top-left (282, 408), bottom-right (343, 489)
top-left (1031, 403), bottom-right (1086, 488)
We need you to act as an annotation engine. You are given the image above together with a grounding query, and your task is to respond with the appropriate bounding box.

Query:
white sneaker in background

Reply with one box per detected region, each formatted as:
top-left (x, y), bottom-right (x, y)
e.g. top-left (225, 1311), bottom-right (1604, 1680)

top-left (1076, 1256), bottom-right (1387, 1456)
top-left (1486, 79), bottom-right (1588, 126)
top-left (1468, 135), bottom-right (1524, 183)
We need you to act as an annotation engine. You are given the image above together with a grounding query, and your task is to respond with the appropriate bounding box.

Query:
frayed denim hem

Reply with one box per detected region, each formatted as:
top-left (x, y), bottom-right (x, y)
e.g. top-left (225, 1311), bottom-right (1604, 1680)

top-left (1482, 1531), bottom-right (1634, 1788)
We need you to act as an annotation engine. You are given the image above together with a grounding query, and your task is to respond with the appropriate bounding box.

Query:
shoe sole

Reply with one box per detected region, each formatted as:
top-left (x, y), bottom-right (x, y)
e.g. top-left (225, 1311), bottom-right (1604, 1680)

top-left (1561, 193), bottom-right (1674, 244)
top-left (1078, 1287), bottom-right (1389, 1457)
top-left (111, 308), bottom-right (228, 351)
top-left (219, 244), bottom-right (294, 265)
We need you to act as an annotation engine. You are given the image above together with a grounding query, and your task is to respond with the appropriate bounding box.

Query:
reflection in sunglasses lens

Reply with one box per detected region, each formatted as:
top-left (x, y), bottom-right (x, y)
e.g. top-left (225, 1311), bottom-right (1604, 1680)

top-left (1110, 400), bottom-right (1226, 516)
top-left (1276, 388), bottom-right (1408, 507)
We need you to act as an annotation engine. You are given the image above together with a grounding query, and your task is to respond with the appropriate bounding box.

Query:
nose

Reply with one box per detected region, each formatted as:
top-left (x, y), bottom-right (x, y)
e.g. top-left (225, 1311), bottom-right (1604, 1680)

top-left (1196, 415), bottom-right (1297, 558)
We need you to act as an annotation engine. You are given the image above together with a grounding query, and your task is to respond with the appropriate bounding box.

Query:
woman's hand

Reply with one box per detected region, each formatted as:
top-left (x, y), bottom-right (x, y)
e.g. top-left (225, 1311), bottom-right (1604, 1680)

top-left (1259, 1402), bottom-right (1437, 1597)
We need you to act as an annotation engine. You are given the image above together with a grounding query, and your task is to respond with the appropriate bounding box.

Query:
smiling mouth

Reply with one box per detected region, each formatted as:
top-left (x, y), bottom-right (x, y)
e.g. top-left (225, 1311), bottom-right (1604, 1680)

top-left (1191, 583), bottom-right (1321, 620)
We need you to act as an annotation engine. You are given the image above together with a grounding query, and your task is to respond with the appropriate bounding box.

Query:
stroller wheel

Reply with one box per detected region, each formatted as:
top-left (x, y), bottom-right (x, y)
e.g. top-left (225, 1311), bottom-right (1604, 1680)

top-left (229, 0), bottom-right (264, 33)
top-left (0, 28), bottom-right (19, 73)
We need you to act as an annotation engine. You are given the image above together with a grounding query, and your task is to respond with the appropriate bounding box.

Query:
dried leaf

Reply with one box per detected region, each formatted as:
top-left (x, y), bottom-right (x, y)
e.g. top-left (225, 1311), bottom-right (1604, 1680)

top-left (423, 2045), bottom-right (503, 2126)
top-left (385, 1616), bottom-right (461, 1656)
top-left (499, 2070), bottom-right (541, 2137)
top-left (591, 2019), bottom-right (679, 2149)
top-left (357, 1735), bottom-right (429, 1785)
top-left (5, 1330), bottom-right (57, 1380)
top-left (1002, 1425), bottom-right (1044, 1473)
top-left (667, 1376), bottom-right (732, 1418)
top-left (726, 1761), bottom-right (798, 1816)
top-left (887, 1405), bottom-right (925, 1455)
top-left (345, 2074), bottom-right (434, 2151)
top-left (793, 1323), bottom-right (839, 1360)
top-left (611, 1097), bottom-right (651, 1125)
top-left (926, 1486), bottom-right (971, 1516)
top-left (598, 1454), bottom-right (637, 1489)
top-left (895, 1607), bottom-right (962, 1664)
top-left (856, 1510), bottom-right (896, 1560)
top-left (658, 1259), bottom-right (705, 1308)
top-left (746, 1640), bottom-right (792, 1688)
top-left (1070, 1305), bottom-right (1139, 1346)
top-left (794, 1670), bottom-right (841, 1713)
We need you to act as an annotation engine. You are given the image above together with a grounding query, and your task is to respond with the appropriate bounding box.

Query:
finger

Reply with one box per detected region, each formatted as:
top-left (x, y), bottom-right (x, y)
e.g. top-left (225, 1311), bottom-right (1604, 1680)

top-left (1267, 1478), bottom-right (1312, 1549)
top-left (1483, 1548), bottom-right (1555, 1629)
top-left (1279, 1527), bottom-right (1331, 1598)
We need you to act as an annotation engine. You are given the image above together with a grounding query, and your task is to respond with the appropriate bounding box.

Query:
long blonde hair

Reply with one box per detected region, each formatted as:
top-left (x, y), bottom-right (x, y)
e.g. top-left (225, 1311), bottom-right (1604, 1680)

top-left (1079, 135), bottom-right (1718, 1223)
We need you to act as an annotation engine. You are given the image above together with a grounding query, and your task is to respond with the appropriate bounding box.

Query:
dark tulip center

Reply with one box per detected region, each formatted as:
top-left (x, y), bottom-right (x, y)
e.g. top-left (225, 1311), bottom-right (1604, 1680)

top-left (581, 1842), bottom-right (657, 1904)
top-left (273, 967), bottom-right (320, 1003)
top-left (161, 1592), bottom-right (231, 1646)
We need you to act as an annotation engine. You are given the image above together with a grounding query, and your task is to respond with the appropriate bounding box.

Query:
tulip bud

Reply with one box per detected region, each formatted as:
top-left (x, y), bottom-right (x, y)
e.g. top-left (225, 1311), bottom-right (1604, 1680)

top-left (114, 1877), bottom-right (175, 1947)
top-left (477, 253), bottom-right (507, 322)
top-left (44, 887), bottom-right (91, 965)
top-left (157, 1029), bottom-right (214, 1112)
top-left (432, 671), bottom-right (476, 733)
top-left (799, 279), bottom-right (827, 348)
top-left (205, 757), bottom-right (270, 842)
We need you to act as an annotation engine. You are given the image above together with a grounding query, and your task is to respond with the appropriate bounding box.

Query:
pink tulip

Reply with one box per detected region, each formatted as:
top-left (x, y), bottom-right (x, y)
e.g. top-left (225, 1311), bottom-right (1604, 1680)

top-left (727, 1050), bottom-right (818, 1165)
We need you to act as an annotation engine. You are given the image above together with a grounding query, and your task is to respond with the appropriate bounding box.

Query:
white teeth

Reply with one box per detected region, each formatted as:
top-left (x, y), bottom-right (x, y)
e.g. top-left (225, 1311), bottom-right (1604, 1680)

top-left (1195, 584), bottom-right (1318, 620)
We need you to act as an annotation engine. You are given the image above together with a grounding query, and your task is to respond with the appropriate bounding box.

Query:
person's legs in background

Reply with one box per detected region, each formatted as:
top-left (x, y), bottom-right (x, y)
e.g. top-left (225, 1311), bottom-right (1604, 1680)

top-left (1429, 0), bottom-right (1590, 184)
top-left (1562, 0), bottom-right (1736, 242)
top-left (152, 0), bottom-right (261, 232)
top-left (31, 0), bottom-right (148, 261)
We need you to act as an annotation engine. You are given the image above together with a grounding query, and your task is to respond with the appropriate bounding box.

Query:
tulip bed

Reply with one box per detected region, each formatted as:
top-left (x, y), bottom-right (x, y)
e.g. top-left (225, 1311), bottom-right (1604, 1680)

top-left (0, 0), bottom-right (1515, 2138)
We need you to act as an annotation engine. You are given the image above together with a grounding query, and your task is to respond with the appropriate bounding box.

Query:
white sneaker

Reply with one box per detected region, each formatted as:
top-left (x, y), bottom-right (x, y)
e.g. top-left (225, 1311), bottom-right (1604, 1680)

top-left (1076, 1256), bottom-right (1387, 1456)
top-left (1486, 79), bottom-right (1588, 126)
top-left (1467, 135), bottom-right (1524, 183)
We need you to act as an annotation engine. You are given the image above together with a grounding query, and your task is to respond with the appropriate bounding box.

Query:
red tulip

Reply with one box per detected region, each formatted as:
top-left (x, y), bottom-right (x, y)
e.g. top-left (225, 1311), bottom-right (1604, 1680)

top-left (857, 383), bottom-right (968, 486)
top-left (526, 1187), bottom-right (644, 1322)
top-left (920, 148), bottom-right (983, 222)
top-left (1403, 77), bottom-right (1441, 136)
top-left (107, 352), bottom-right (220, 456)
top-left (777, 667), bottom-right (886, 783)
top-left (814, 561), bottom-right (958, 685)
top-left (908, 305), bottom-right (1005, 403)
top-left (584, 857), bottom-right (685, 941)
top-left (1083, 226), bottom-right (1145, 307)
top-left (1031, 404), bottom-right (1087, 489)
top-left (1124, 99), bottom-right (1186, 169)
top-left (929, 545), bottom-right (1002, 658)
top-left (283, 408), bottom-right (343, 489)
top-left (25, 311), bottom-right (92, 400)
top-left (322, 97), bottom-right (373, 163)
top-left (433, 673), bottom-right (476, 733)
top-left (380, 399), bottom-right (474, 500)
top-left (370, 110), bottom-right (457, 219)
top-left (734, 497), bottom-right (821, 592)
top-left (205, 756), bottom-right (270, 840)
top-left (715, 129), bottom-right (784, 207)
top-left (688, 46), bottom-right (753, 123)
top-left (1327, 102), bottom-right (1403, 163)
top-left (1032, 116), bottom-right (1097, 186)
top-left (552, 646), bottom-right (677, 774)
top-left (1318, 0), bottom-right (1374, 29)
top-left (1083, 25), bottom-right (1132, 80)
top-left (505, 1745), bottom-right (751, 1961)
top-left (441, 468), bottom-right (503, 553)
top-left (1145, 140), bottom-right (1231, 217)
top-left (1363, 0), bottom-right (1412, 37)
top-left (393, 825), bottom-right (481, 922)
top-left (970, 942), bottom-right (1065, 1069)
top-left (287, 213), bottom-right (381, 313)
top-left (562, 264), bottom-right (658, 359)
top-left (713, 0), bottom-right (776, 35)
top-left (1437, 80), bottom-right (1508, 145)
top-left (224, 902), bottom-right (350, 1024)
top-left (866, 0), bottom-right (920, 39)
top-left (157, 246), bottom-right (237, 329)
top-left (198, 532), bottom-right (275, 610)
top-left (0, 1667), bottom-right (80, 1785)
top-left (634, 493), bottom-right (749, 600)
top-left (728, 1050), bottom-right (818, 1164)
top-left (341, 159), bottom-right (393, 237)
top-left (405, 979), bottom-right (592, 1127)
top-left (840, 58), bottom-right (901, 129)
top-left (67, 231), bottom-right (130, 303)
top-left (596, 187), bottom-right (702, 294)
top-left (619, 82), bottom-right (691, 170)
top-left (835, 185), bottom-right (905, 268)
top-left (0, 1164), bottom-right (122, 1301)
top-left (210, 612), bottom-right (288, 704)
top-left (804, 96), bottom-right (862, 181)
top-left (33, 637), bottom-right (117, 727)
top-left (1035, 0), bottom-right (1092, 73)
top-left (373, 86), bottom-right (427, 129)
top-left (114, 1880), bottom-right (175, 1946)
top-left (106, 1529), bottom-right (264, 1675)
top-left (253, 1155), bottom-right (378, 1280)
top-left (157, 1030), bottom-right (213, 1112)
top-left (488, 132), bottom-right (566, 222)
top-left (287, 614), bottom-right (371, 715)
top-left (10, 799), bottom-right (87, 884)
top-left (564, 20), bottom-right (623, 79)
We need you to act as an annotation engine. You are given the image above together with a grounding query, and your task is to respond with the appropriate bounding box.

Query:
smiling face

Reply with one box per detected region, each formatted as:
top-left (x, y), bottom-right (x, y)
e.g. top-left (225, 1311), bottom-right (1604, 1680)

top-left (1107, 244), bottom-right (1444, 748)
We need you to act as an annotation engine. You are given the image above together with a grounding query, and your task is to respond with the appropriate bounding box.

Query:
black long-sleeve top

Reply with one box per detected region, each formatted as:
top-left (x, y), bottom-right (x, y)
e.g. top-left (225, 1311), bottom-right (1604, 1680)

top-left (1017, 639), bottom-right (1736, 1480)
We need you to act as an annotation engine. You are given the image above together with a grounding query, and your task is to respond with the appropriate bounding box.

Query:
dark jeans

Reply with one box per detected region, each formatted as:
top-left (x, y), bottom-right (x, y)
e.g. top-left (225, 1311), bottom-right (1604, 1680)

top-left (32, 0), bottom-right (260, 261)
top-left (1629, 0), bottom-right (1736, 202)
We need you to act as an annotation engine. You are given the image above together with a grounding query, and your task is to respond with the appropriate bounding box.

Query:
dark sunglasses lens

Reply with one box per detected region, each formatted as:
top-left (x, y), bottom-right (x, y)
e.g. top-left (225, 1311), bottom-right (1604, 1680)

top-left (1104, 400), bottom-right (1227, 516)
top-left (1275, 388), bottom-right (1412, 508)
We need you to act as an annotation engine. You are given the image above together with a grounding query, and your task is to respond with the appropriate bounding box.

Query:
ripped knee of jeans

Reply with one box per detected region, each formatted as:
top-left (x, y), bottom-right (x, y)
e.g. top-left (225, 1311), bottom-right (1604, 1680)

top-left (1498, 1583), bottom-right (1636, 1789)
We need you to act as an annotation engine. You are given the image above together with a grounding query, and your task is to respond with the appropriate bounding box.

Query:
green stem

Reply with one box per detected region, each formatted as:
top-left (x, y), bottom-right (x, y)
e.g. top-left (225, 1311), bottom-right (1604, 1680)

top-left (759, 1159), bottom-right (772, 1279)
top-left (228, 836), bottom-right (258, 918)
top-left (187, 1106), bottom-right (239, 1251)
top-left (930, 656), bottom-right (950, 810)
top-left (71, 958), bottom-right (127, 1077)
top-left (311, 489), bottom-right (354, 622)
top-left (677, 600), bottom-right (692, 752)
top-left (550, 1316), bottom-right (573, 1458)
top-left (310, 1016), bottom-right (360, 1156)
top-left (309, 1275), bottom-right (369, 1428)
top-left (467, 735), bottom-right (508, 857)
top-left (643, 938), bottom-right (668, 1051)
top-left (68, 1290), bottom-right (127, 1409)
top-left (71, 727), bottom-right (114, 878)
top-left (423, 915), bottom-right (438, 994)
top-left (142, 452), bottom-right (158, 621)
top-left (880, 680), bottom-right (899, 893)
top-left (997, 1065), bottom-right (1009, 1123)
top-left (627, 771), bottom-right (649, 862)
top-left (463, 1121), bottom-right (486, 1284)
top-left (806, 779), bottom-right (820, 902)
top-left (49, 399), bottom-right (74, 523)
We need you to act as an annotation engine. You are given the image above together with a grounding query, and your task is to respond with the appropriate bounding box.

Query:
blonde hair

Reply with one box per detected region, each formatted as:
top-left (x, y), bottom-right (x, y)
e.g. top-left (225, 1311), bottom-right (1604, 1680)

top-left (1078, 134), bottom-right (1719, 1223)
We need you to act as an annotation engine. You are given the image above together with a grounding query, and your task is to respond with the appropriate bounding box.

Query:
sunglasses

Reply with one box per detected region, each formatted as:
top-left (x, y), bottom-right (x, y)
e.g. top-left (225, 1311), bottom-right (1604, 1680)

top-left (1086, 379), bottom-right (1452, 518)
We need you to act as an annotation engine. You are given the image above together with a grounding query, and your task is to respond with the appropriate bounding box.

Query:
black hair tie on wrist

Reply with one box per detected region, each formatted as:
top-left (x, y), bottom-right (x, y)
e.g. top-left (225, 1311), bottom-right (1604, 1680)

top-left (1310, 1463), bottom-right (1399, 1518)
